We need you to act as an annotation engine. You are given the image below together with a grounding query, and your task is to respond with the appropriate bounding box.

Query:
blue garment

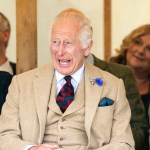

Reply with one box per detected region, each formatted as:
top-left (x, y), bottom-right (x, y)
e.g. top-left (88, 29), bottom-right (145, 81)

top-left (0, 71), bottom-right (13, 113)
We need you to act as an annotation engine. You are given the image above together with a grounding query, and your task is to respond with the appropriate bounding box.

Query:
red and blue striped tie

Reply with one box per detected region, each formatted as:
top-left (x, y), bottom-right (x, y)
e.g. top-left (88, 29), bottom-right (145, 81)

top-left (56, 76), bottom-right (74, 113)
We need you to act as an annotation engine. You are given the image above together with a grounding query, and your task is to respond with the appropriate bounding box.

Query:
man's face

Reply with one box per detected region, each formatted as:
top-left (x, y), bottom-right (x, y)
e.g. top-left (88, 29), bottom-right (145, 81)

top-left (0, 17), bottom-right (9, 50)
top-left (50, 21), bottom-right (90, 75)
top-left (0, 21), bottom-right (4, 49)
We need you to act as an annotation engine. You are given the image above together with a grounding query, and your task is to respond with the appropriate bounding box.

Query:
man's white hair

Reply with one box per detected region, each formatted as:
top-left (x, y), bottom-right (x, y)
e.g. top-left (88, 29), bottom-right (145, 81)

top-left (52, 8), bottom-right (93, 49)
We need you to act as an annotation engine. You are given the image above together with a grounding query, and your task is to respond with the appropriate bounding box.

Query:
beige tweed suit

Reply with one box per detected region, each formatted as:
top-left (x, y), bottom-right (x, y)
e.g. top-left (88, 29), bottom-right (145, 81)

top-left (0, 61), bottom-right (135, 150)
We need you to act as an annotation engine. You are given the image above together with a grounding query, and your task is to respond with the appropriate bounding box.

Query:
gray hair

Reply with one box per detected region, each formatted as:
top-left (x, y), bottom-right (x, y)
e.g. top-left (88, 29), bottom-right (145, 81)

top-left (52, 8), bottom-right (93, 49)
top-left (0, 12), bottom-right (11, 47)
top-left (0, 12), bottom-right (10, 32)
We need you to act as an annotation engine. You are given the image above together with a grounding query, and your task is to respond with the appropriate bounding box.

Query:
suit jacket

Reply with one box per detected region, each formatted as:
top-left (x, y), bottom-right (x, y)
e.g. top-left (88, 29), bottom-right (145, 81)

top-left (148, 105), bottom-right (150, 147)
top-left (0, 71), bottom-right (13, 114)
top-left (92, 54), bottom-right (149, 150)
top-left (10, 61), bottom-right (16, 75)
top-left (0, 61), bottom-right (134, 150)
top-left (0, 62), bottom-right (15, 114)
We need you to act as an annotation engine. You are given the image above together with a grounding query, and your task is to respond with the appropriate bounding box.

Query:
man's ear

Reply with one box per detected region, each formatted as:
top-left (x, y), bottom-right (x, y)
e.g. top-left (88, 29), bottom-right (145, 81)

top-left (3, 30), bottom-right (10, 43)
top-left (84, 40), bottom-right (93, 57)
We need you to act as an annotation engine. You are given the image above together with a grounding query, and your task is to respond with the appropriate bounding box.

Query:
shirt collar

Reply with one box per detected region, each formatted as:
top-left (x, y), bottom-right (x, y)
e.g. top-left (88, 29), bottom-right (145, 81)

top-left (0, 59), bottom-right (13, 75)
top-left (55, 64), bottom-right (85, 83)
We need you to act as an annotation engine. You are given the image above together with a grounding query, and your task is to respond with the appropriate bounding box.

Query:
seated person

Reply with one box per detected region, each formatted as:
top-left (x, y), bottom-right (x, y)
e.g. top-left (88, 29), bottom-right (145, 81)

top-left (149, 107), bottom-right (150, 146)
top-left (0, 8), bottom-right (134, 150)
top-left (109, 25), bottom-right (150, 129)
top-left (0, 12), bottom-right (16, 75)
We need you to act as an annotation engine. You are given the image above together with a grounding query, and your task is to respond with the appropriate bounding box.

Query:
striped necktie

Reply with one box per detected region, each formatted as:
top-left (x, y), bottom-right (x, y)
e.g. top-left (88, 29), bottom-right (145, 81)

top-left (56, 75), bottom-right (74, 113)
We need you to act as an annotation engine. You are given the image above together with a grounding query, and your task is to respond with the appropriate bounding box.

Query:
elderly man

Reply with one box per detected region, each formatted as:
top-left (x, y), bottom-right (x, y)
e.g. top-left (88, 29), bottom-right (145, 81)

top-left (0, 12), bottom-right (16, 75)
top-left (0, 8), bottom-right (134, 150)
top-left (0, 12), bottom-right (16, 113)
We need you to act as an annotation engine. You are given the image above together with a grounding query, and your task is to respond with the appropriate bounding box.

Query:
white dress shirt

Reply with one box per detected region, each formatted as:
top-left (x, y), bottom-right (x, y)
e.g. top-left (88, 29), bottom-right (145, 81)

top-left (55, 64), bottom-right (85, 94)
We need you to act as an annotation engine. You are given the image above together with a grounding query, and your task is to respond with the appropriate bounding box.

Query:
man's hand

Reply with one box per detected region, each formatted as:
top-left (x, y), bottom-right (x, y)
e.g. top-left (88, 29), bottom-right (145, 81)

top-left (29, 144), bottom-right (63, 150)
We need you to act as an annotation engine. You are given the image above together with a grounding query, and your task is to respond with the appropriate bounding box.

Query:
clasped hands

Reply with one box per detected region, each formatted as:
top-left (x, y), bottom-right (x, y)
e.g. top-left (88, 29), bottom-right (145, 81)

top-left (29, 144), bottom-right (64, 150)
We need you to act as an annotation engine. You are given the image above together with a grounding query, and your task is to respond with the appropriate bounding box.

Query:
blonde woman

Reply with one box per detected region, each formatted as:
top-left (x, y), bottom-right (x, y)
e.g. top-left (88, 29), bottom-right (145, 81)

top-left (109, 24), bottom-right (150, 150)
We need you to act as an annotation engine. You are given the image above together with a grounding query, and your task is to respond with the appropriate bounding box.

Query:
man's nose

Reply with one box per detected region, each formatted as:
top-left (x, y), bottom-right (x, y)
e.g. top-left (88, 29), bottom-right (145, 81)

top-left (57, 43), bottom-right (65, 55)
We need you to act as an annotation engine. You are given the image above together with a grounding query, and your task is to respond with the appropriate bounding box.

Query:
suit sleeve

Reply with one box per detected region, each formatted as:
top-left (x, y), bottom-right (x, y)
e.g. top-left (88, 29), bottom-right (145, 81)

top-left (0, 76), bottom-right (35, 150)
top-left (94, 79), bottom-right (135, 150)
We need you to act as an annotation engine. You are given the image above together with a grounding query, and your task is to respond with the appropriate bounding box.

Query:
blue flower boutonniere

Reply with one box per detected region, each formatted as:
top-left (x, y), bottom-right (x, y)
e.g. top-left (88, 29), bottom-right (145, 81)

top-left (90, 77), bottom-right (103, 86)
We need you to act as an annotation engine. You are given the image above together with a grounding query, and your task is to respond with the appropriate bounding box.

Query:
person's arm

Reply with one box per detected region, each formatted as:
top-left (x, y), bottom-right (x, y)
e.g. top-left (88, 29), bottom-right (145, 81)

top-left (0, 76), bottom-right (35, 150)
top-left (93, 79), bottom-right (135, 150)
top-left (92, 54), bottom-right (148, 149)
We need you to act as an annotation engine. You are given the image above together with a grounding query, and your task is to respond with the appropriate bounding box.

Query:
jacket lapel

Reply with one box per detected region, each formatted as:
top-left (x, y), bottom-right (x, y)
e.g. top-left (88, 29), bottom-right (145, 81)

top-left (84, 61), bottom-right (104, 144)
top-left (48, 76), bottom-right (62, 115)
top-left (33, 64), bottom-right (54, 144)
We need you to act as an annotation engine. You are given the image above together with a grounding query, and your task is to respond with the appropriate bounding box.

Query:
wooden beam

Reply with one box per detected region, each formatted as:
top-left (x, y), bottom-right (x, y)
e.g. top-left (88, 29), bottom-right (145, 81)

top-left (104, 0), bottom-right (112, 60)
top-left (16, 0), bottom-right (37, 74)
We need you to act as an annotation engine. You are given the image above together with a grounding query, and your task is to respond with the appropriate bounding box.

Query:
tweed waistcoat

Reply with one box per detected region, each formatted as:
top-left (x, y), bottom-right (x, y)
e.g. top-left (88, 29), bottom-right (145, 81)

top-left (43, 76), bottom-right (88, 149)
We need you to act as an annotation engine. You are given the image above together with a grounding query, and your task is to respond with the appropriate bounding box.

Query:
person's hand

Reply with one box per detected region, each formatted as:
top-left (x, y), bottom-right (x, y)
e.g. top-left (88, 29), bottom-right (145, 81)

top-left (29, 144), bottom-right (63, 150)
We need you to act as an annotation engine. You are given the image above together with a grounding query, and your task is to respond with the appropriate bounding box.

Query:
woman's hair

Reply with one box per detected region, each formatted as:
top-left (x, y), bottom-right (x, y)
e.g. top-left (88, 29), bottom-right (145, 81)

top-left (52, 8), bottom-right (93, 49)
top-left (109, 24), bottom-right (150, 64)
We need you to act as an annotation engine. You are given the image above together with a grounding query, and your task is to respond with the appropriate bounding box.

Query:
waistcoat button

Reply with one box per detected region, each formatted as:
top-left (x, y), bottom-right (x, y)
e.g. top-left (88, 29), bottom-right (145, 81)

top-left (62, 118), bottom-right (65, 121)
top-left (60, 137), bottom-right (63, 141)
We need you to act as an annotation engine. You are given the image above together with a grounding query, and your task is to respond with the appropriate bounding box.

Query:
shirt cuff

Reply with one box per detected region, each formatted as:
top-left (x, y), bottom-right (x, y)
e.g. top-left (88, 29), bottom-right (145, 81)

top-left (24, 145), bottom-right (35, 150)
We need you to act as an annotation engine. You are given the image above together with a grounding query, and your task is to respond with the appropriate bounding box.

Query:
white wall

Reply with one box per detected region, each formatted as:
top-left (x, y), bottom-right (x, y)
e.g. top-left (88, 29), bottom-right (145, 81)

top-left (37, 0), bottom-right (103, 66)
top-left (112, 0), bottom-right (150, 56)
top-left (0, 0), bottom-right (16, 63)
